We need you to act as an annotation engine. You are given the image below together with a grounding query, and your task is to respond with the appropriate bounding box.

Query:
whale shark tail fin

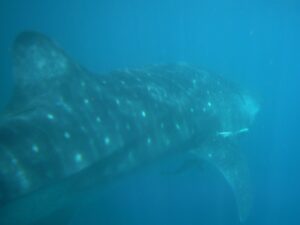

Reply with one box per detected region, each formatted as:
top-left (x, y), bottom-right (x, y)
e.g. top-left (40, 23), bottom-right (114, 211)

top-left (191, 140), bottom-right (252, 222)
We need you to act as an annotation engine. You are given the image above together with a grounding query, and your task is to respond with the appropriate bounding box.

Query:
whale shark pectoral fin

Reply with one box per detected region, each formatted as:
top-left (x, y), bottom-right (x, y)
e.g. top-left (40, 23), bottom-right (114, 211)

top-left (191, 141), bottom-right (252, 222)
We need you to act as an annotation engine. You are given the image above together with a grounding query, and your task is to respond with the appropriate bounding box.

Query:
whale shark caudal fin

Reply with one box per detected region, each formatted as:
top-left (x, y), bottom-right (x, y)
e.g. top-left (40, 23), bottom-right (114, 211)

top-left (190, 140), bottom-right (252, 222)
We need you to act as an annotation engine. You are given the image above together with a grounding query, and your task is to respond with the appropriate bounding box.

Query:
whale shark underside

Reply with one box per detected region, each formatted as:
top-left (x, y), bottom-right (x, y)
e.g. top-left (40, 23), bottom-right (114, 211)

top-left (0, 32), bottom-right (259, 225)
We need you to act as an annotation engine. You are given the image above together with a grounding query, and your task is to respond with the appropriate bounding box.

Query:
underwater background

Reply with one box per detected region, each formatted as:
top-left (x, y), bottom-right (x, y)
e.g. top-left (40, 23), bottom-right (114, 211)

top-left (0, 0), bottom-right (299, 224)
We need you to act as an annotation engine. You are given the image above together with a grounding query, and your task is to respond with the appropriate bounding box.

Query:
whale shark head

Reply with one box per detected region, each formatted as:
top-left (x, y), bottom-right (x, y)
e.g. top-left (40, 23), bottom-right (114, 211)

top-left (228, 93), bottom-right (259, 136)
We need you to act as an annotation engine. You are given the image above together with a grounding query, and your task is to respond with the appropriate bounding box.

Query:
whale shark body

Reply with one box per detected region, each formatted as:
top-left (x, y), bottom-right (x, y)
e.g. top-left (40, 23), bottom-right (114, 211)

top-left (0, 32), bottom-right (259, 225)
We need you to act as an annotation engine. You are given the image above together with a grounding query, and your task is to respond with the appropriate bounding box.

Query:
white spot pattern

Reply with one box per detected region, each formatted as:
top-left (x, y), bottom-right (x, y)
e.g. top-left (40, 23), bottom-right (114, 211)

top-left (75, 153), bottom-right (82, 163)
top-left (32, 144), bottom-right (39, 153)
top-left (141, 110), bottom-right (147, 118)
top-left (147, 137), bottom-right (152, 145)
top-left (47, 113), bottom-right (55, 120)
top-left (104, 136), bottom-right (110, 145)
top-left (64, 132), bottom-right (71, 139)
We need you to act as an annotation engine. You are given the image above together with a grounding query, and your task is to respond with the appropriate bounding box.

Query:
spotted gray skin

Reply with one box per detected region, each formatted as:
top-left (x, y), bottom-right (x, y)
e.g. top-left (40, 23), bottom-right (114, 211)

top-left (0, 32), bottom-right (259, 225)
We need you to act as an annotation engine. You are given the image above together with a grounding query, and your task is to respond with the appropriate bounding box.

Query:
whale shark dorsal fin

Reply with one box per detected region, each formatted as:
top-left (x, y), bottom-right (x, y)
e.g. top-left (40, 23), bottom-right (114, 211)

top-left (3, 32), bottom-right (82, 115)
top-left (12, 31), bottom-right (77, 90)
top-left (190, 140), bottom-right (252, 222)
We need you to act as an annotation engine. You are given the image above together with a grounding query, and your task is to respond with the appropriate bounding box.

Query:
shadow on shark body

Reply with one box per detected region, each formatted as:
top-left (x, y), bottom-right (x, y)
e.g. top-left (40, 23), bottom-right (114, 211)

top-left (0, 31), bottom-right (259, 225)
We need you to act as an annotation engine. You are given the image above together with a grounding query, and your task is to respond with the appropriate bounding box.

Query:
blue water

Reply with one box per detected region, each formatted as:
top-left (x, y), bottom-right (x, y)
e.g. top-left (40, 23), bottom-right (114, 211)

top-left (1, 0), bottom-right (300, 224)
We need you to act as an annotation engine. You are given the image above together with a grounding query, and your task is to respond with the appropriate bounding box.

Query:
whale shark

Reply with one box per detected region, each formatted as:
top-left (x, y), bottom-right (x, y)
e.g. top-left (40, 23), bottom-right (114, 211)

top-left (0, 31), bottom-right (259, 225)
